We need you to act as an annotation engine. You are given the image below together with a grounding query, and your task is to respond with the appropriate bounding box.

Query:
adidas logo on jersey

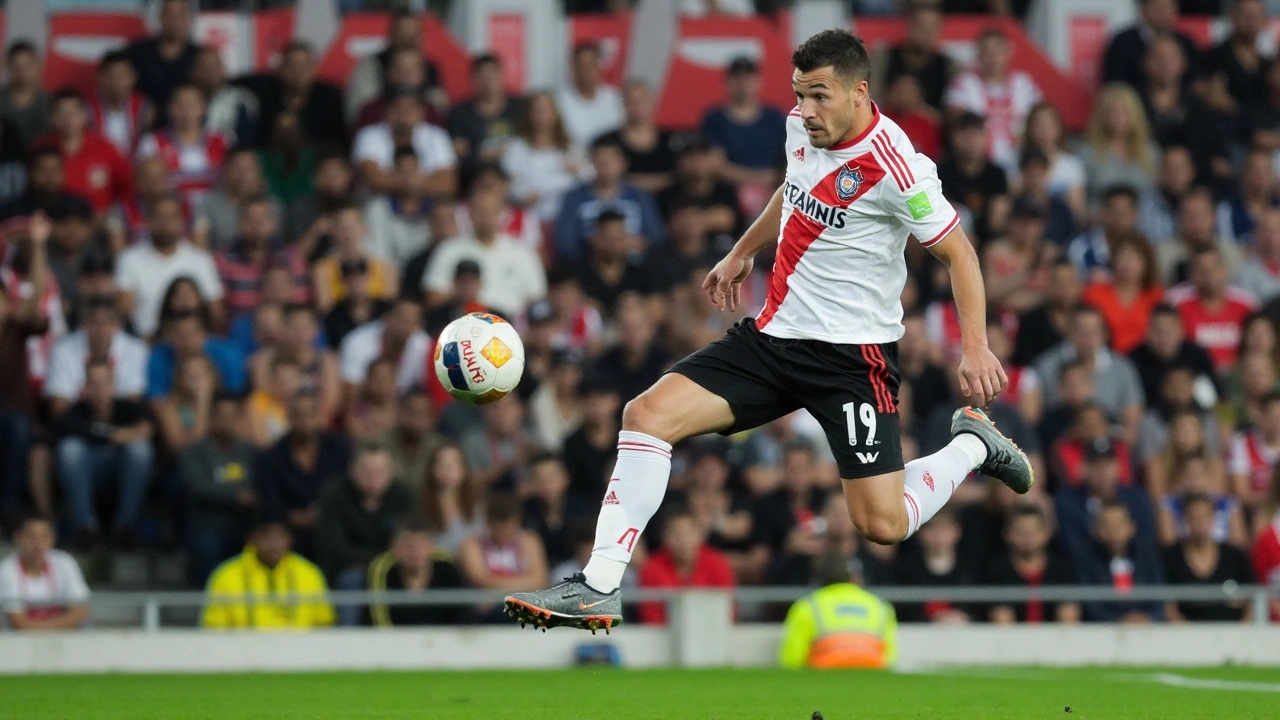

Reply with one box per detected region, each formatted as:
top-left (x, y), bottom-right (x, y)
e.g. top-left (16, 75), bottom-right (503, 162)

top-left (603, 490), bottom-right (620, 505)
top-left (855, 452), bottom-right (879, 464)
top-left (793, 147), bottom-right (805, 162)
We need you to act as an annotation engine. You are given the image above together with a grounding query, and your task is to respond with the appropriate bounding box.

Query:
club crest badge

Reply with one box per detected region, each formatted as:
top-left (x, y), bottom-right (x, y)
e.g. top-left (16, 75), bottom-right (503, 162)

top-left (835, 164), bottom-right (864, 202)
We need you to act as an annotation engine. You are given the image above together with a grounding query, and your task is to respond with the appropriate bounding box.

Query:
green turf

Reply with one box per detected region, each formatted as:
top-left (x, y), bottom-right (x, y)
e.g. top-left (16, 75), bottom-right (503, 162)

top-left (1, 666), bottom-right (1278, 719)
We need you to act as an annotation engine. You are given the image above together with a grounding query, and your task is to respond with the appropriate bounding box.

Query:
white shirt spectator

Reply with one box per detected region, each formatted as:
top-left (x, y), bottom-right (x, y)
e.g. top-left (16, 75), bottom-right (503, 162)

top-left (555, 84), bottom-right (624, 152)
top-left (502, 138), bottom-right (591, 222)
top-left (945, 70), bottom-right (1043, 175)
top-left (423, 233), bottom-right (548, 317)
top-left (0, 550), bottom-right (90, 620)
top-left (352, 121), bottom-right (457, 175)
top-left (44, 329), bottom-right (149, 401)
top-left (114, 241), bottom-right (224, 338)
top-left (363, 195), bottom-right (431, 267)
top-left (338, 320), bottom-right (430, 393)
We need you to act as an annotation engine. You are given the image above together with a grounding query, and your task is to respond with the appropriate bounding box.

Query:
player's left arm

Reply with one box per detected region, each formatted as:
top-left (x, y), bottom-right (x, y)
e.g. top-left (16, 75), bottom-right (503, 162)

top-left (927, 226), bottom-right (1007, 407)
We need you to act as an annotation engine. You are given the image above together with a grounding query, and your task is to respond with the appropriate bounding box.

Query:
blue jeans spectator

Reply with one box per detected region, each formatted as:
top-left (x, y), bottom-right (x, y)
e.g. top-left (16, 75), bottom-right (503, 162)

top-left (0, 409), bottom-right (32, 513)
top-left (56, 437), bottom-right (154, 535)
top-left (334, 567), bottom-right (368, 627)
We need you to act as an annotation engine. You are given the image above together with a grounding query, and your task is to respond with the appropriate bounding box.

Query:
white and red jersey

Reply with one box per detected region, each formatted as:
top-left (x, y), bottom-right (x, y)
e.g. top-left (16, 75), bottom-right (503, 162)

top-left (136, 130), bottom-right (229, 211)
top-left (1165, 283), bottom-right (1257, 371)
top-left (455, 203), bottom-right (544, 253)
top-left (1228, 429), bottom-right (1280, 498)
top-left (943, 70), bottom-right (1042, 173)
top-left (757, 104), bottom-right (959, 345)
top-left (87, 91), bottom-right (151, 156)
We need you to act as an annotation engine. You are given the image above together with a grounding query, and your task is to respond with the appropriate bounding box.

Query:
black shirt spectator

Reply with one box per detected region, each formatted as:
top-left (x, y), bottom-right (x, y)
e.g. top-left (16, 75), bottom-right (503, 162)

top-left (575, 210), bottom-right (657, 316)
top-left (315, 445), bottom-right (415, 581)
top-left (981, 546), bottom-right (1077, 622)
top-left (560, 378), bottom-right (620, 500)
top-left (326, 298), bottom-right (391, 349)
top-left (1101, 0), bottom-right (1199, 94)
top-left (937, 113), bottom-right (1008, 241)
top-left (641, 200), bottom-right (724, 293)
top-left (240, 42), bottom-right (346, 152)
top-left (880, 5), bottom-right (955, 111)
top-left (445, 54), bottom-right (520, 170)
top-left (1200, 0), bottom-right (1269, 108)
top-left (364, 520), bottom-right (466, 627)
top-left (125, 0), bottom-right (202, 126)
top-left (893, 509), bottom-right (977, 623)
top-left (657, 135), bottom-right (743, 235)
top-left (0, 147), bottom-right (81, 223)
top-left (1161, 492), bottom-right (1255, 622)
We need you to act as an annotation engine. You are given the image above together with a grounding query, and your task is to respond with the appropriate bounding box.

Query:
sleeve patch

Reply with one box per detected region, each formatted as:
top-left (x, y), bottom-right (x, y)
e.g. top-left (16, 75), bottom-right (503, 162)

top-left (906, 191), bottom-right (934, 220)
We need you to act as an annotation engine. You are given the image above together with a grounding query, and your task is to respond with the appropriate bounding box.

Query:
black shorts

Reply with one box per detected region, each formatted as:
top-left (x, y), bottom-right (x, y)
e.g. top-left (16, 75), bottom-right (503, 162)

top-left (669, 318), bottom-right (903, 479)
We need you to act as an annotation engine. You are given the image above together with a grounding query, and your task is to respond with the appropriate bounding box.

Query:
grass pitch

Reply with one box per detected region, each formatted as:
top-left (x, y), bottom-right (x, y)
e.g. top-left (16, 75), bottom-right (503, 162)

top-left (1, 666), bottom-right (1278, 719)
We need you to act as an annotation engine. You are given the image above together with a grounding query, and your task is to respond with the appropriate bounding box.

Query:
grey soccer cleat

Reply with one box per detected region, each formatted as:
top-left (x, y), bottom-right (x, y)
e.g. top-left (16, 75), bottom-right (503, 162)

top-left (950, 406), bottom-right (1035, 494)
top-left (504, 573), bottom-right (622, 634)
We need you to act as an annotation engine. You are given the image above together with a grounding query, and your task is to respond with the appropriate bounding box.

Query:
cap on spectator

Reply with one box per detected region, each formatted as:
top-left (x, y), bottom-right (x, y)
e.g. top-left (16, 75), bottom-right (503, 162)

top-left (1084, 436), bottom-right (1118, 462)
top-left (50, 195), bottom-right (94, 223)
top-left (953, 111), bottom-right (985, 130)
top-left (454, 259), bottom-right (482, 279)
top-left (527, 299), bottom-right (555, 325)
top-left (726, 56), bottom-right (759, 76)
top-left (340, 257), bottom-right (369, 277)
top-left (1010, 196), bottom-right (1045, 220)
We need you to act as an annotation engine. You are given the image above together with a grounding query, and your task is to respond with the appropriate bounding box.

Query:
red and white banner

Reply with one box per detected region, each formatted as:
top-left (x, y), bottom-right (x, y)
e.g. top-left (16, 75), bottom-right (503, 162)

top-left (44, 13), bottom-right (147, 93)
top-left (487, 13), bottom-right (527, 93)
top-left (567, 12), bottom-right (631, 87)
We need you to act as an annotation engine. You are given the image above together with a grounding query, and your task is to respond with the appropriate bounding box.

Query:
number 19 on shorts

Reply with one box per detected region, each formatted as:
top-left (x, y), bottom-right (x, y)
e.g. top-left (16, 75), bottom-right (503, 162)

top-left (842, 402), bottom-right (878, 447)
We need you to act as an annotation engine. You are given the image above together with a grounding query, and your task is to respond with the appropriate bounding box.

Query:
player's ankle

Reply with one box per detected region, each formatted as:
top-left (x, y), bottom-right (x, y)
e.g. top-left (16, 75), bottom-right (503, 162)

top-left (582, 556), bottom-right (627, 593)
top-left (950, 432), bottom-right (988, 470)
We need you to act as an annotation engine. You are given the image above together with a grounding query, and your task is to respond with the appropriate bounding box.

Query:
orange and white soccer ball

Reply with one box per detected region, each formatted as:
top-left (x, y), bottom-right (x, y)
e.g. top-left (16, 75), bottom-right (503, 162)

top-left (433, 312), bottom-right (526, 405)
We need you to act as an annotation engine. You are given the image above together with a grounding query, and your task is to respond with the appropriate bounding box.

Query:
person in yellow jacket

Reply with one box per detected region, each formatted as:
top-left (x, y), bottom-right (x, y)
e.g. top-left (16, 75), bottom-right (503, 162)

top-left (202, 518), bottom-right (336, 630)
top-left (779, 550), bottom-right (897, 669)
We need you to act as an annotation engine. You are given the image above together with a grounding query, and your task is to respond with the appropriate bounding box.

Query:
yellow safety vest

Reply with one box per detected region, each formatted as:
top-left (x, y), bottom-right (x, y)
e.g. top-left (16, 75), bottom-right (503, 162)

top-left (778, 583), bottom-right (897, 669)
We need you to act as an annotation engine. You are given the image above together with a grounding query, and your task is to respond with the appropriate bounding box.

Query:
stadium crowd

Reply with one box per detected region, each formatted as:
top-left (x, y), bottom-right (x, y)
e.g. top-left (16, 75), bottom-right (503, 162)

top-left (3, 0), bottom-right (1280, 630)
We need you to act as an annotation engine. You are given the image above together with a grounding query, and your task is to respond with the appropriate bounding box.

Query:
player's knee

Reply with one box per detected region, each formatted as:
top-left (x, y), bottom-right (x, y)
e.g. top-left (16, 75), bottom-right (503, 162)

top-left (621, 394), bottom-right (675, 442)
top-left (855, 513), bottom-right (908, 546)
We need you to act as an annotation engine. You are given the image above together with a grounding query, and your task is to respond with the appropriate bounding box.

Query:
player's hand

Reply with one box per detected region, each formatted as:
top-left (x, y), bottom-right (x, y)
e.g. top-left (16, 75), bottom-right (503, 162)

top-left (956, 345), bottom-right (1007, 408)
top-left (702, 253), bottom-right (753, 311)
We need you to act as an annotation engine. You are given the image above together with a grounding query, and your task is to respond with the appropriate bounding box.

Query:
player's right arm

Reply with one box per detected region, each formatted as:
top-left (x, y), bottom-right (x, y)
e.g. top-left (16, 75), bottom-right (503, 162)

top-left (702, 184), bottom-right (784, 311)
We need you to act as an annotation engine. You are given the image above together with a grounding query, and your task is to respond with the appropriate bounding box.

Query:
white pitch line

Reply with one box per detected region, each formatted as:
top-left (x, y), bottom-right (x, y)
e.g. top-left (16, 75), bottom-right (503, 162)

top-left (1126, 673), bottom-right (1280, 693)
top-left (898, 666), bottom-right (1280, 693)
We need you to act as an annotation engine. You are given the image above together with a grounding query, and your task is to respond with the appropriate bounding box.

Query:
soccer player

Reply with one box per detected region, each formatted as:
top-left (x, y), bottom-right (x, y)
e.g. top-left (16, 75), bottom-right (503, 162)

top-left (505, 30), bottom-right (1032, 633)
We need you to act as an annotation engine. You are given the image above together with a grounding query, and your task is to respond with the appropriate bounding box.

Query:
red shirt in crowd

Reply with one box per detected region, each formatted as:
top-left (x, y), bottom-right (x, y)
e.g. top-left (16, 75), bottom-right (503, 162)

top-left (1167, 285), bottom-right (1257, 371)
top-left (1051, 436), bottom-right (1134, 487)
top-left (637, 545), bottom-right (735, 625)
top-left (1251, 517), bottom-right (1280, 621)
top-left (36, 132), bottom-right (133, 215)
top-left (1081, 283), bottom-right (1165, 354)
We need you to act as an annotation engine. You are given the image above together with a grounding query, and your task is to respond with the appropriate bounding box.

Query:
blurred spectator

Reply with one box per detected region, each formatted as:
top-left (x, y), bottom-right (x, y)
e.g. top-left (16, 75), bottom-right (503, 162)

top-left (881, 73), bottom-right (942, 161)
top-left (365, 518), bottom-right (466, 627)
top-left (1081, 235), bottom-right (1164, 354)
top-left (561, 376), bottom-right (620, 499)
top-left (460, 394), bottom-right (532, 492)
top-left (599, 80), bottom-right (675, 194)
top-left (981, 197), bottom-right (1050, 315)
top-left (115, 196), bottom-right (224, 338)
top-left (702, 57), bottom-right (786, 190)
top-left (0, 148), bottom-right (75, 224)
top-left (55, 359), bottom-right (153, 548)
top-left (251, 303), bottom-right (341, 420)
top-left (424, 189), bottom-right (546, 318)
top-left (684, 444), bottom-right (754, 571)
top-left (202, 518), bottom-right (335, 630)
top-left (1235, 208), bottom-right (1280, 303)
top-left (980, 505), bottom-right (1080, 623)
top-left (1067, 185), bottom-right (1140, 285)
top-left (146, 301), bottom-right (246, 400)
top-left (1140, 371), bottom-right (1224, 496)
top-left (353, 47), bottom-right (435, 133)
top-left (88, 51), bottom-right (152, 157)
top-left (1218, 149), bottom-right (1280, 247)
top-left (1252, 480), bottom-right (1280, 620)
top-left (657, 135), bottom-right (742, 236)
top-left (106, 157), bottom-right (171, 249)
top-left (1139, 37), bottom-right (1228, 184)
top-left (1073, 500), bottom-right (1165, 623)
top-left (326, 259), bottom-right (393, 349)
top-left (420, 441), bottom-right (484, 556)
top-left (556, 134), bottom-right (664, 262)
top-left (1246, 61), bottom-right (1280, 162)
top-left (643, 198), bottom-right (722, 296)
top-left (457, 493), bottom-right (549, 618)
top-left (1156, 455), bottom-right (1244, 548)
top-left (1050, 401), bottom-right (1134, 489)
top-left (339, 297), bottom-right (429, 399)
top-left (44, 297), bottom-right (147, 419)
top-left (637, 505), bottom-right (735, 625)
top-left (136, 86), bottom-right (229, 212)
top-left (423, 260), bottom-right (490, 338)
top-left (592, 295), bottom-right (671, 402)
top-left (503, 91), bottom-right (589, 224)
top-left (345, 11), bottom-right (445, 127)
top-left (200, 147), bottom-right (282, 253)
top-left (247, 357), bottom-right (300, 448)
top-left (255, 391), bottom-right (351, 554)
top-left (37, 91), bottom-right (132, 218)
top-left (1101, 0), bottom-right (1197, 94)
top-left (1011, 259), bottom-right (1079, 367)
top-left (0, 41), bottom-right (51, 153)
top-left (125, 0), bottom-right (201, 125)
top-left (0, 514), bottom-right (89, 631)
top-left (556, 42), bottom-right (624, 152)
top-left (1137, 144), bottom-right (1196, 247)
top-left (456, 161), bottom-right (545, 265)
top-left (1056, 436), bottom-right (1159, 566)
top-left (1080, 86), bottom-right (1158, 206)
top-left (894, 508), bottom-right (975, 624)
top-left (937, 112), bottom-right (1008, 241)
top-left (352, 89), bottom-right (457, 200)
top-left (343, 357), bottom-right (397, 443)
top-left (181, 392), bottom-right (258, 586)
top-left (878, 4), bottom-right (954, 111)
top-left (0, 219), bottom-right (49, 522)
top-left (1224, 345), bottom-right (1276, 429)
top-left (779, 548), bottom-right (895, 669)
top-left (1163, 492), bottom-right (1254, 622)
top-left (152, 353), bottom-right (217, 457)
top-left (1012, 149), bottom-right (1076, 246)
top-left (373, 387), bottom-right (438, 490)
top-left (0, 118), bottom-right (25, 209)
top-left (748, 441), bottom-right (830, 586)
top-left (1227, 391), bottom-right (1280, 512)
top-left (944, 28), bottom-right (1041, 175)
top-left (260, 113), bottom-right (316, 209)
top-left (1161, 188), bottom-right (1243, 287)
top-left (528, 350), bottom-right (585, 452)
top-left (45, 198), bottom-right (106, 319)
top-left (521, 452), bottom-right (592, 566)
top-left (313, 204), bottom-right (399, 315)
top-left (1021, 103), bottom-right (1086, 223)
top-left (364, 148), bottom-right (431, 268)
top-left (241, 41), bottom-right (345, 151)
top-left (215, 198), bottom-right (307, 321)
top-left (317, 442), bottom-right (414, 624)
top-left (575, 210), bottom-right (653, 316)
top-left (191, 47), bottom-right (258, 147)
top-left (539, 269), bottom-right (605, 356)
top-left (1167, 247), bottom-right (1257, 371)
top-left (446, 54), bottom-right (520, 168)
top-left (1202, 0), bottom-right (1267, 108)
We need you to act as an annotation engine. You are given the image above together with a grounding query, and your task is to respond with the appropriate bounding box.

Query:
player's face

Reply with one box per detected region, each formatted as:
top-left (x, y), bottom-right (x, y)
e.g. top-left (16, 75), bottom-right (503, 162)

top-left (792, 67), bottom-right (864, 149)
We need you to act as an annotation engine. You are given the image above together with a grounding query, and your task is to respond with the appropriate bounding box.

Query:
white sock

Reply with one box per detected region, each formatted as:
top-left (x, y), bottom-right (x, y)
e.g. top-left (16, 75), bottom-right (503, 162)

top-left (582, 430), bottom-right (672, 592)
top-left (901, 437), bottom-right (985, 539)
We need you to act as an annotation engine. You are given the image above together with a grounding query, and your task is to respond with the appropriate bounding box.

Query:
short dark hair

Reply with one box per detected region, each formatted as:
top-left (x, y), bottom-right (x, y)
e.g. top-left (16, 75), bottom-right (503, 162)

top-left (1004, 503), bottom-right (1047, 531)
top-left (1180, 491), bottom-right (1215, 513)
top-left (791, 29), bottom-right (871, 84)
top-left (486, 492), bottom-right (522, 523)
top-left (1101, 185), bottom-right (1139, 206)
top-left (15, 511), bottom-right (53, 534)
top-left (395, 516), bottom-right (433, 537)
top-left (282, 40), bottom-right (312, 58)
top-left (51, 88), bottom-right (84, 107)
top-left (85, 357), bottom-right (113, 377)
top-left (471, 53), bottom-right (501, 72)
top-left (595, 208), bottom-right (626, 227)
top-left (589, 133), bottom-right (626, 156)
top-left (6, 40), bottom-right (37, 61)
top-left (99, 49), bottom-right (133, 72)
top-left (572, 41), bottom-right (601, 60)
top-left (393, 145), bottom-right (418, 164)
top-left (977, 27), bottom-right (1009, 45)
top-left (28, 146), bottom-right (63, 170)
